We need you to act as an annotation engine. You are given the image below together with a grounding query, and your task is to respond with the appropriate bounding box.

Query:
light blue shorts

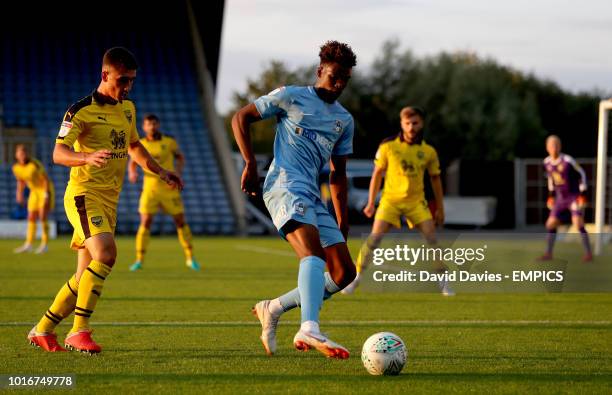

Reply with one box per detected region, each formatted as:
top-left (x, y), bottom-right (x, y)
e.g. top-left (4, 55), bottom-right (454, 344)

top-left (263, 188), bottom-right (345, 248)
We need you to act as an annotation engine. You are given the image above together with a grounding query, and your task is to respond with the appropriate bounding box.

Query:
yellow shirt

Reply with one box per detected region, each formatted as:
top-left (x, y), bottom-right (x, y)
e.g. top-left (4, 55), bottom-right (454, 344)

top-left (12, 158), bottom-right (52, 192)
top-left (139, 133), bottom-right (178, 190)
top-left (56, 90), bottom-right (140, 206)
top-left (374, 134), bottom-right (440, 202)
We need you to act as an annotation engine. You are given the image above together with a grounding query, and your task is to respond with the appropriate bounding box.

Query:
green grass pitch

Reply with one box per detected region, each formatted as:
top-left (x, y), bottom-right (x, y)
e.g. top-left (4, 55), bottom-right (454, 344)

top-left (0, 236), bottom-right (611, 394)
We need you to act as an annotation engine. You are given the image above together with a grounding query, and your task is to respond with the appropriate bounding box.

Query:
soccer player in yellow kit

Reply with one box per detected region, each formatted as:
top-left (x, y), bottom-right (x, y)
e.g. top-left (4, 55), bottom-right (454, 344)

top-left (27, 47), bottom-right (182, 353)
top-left (12, 144), bottom-right (55, 254)
top-left (128, 114), bottom-right (200, 271)
top-left (342, 106), bottom-right (452, 295)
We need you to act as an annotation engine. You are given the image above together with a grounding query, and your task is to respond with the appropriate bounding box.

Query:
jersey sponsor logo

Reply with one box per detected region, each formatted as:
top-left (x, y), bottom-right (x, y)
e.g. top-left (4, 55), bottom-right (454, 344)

top-left (124, 110), bottom-right (133, 123)
top-left (91, 216), bottom-right (103, 227)
top-left (98, 115), bottom-right (108, 122)
top-left (294, 127), bottom-right (334, 151)
top-left (58, 121), bottom-right (73, 138)
top-left (110, 129), bottom-right (126, 150)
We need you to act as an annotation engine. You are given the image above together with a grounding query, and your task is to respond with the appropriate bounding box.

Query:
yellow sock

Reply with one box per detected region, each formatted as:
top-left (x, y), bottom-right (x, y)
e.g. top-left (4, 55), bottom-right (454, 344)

top-left (41, 220), bottom-right (49, 245)
top-left (25, 220), bottom-right (36, 245)
top-left (71, 260), bottom-right (112, 333)
top-left (135, 225), bottom-right (150, 262)
top-left (36, 274), bottom-right (79, 333)
top-left (356, 237), bottom-right (377, 273)
top-left (177, 225), bottom-right (193, 260)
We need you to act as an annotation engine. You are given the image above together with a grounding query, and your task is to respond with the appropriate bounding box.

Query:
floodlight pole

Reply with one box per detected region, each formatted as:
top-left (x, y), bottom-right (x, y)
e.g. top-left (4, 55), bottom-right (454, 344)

top-left (595, 100), bottom-right (612, 255)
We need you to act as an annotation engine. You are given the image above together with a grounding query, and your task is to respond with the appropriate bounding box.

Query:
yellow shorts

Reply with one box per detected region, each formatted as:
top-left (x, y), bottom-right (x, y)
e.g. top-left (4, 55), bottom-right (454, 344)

top-left (375, 198), bottom-right (432, 229)
top-left (139, 186), bottom-right (184, 216)
top-left (27, 188), bottom-right (55, 212)
top-left (64, 189), bottom-right (116, 250)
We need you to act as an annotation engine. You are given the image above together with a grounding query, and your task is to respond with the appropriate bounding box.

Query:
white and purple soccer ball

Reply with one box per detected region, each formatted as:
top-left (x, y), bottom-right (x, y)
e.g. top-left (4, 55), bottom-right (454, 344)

top-left (361, 332), bottom-right (407, 376)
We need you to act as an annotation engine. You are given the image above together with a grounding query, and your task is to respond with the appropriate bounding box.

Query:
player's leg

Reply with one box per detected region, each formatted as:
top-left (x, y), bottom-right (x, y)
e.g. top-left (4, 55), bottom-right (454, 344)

top-left (28, 248), bottom-right (91, 352)
top-left (342, 218), bottom-right (393, 294)
top-left (283, 221), bottom-right (349, 358)
top-left (65, 232), bottom-right (116, 353)
top-left (172, 212), bottom-right (200, 271)
top-left (131, 213), bottom-right (153, 271)
top-left (571, 212), bottom-right (592, 262)
top-left (540, 215), bottom-right (560, 260)
top-left (15, 204), bottom-right (38, 253)
top-left (414, 218), bottom-right (454, 295)
top-left (34, 197), bottom-right (50, 254)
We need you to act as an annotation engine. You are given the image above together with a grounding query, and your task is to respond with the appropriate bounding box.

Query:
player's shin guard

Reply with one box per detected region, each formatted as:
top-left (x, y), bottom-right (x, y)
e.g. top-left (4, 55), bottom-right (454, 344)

top-left (546, 229), bottom-right (557, 255)
top-left (177, 225), bottom-right (193, 260)
top-left (71, 260), bottom-right (111, 333)
top-left (26, 220), bottom-right (36, 245)
top-left (36, 274), bottom-right (79, 333)
top-left (579, 227), bottom-right (592, 255)
top-left (297, 256), bottom-right (326, 326)
top-left (135, 225), bottom-right (150, 262)
top-left (41, 220), bottom-right (49, 245)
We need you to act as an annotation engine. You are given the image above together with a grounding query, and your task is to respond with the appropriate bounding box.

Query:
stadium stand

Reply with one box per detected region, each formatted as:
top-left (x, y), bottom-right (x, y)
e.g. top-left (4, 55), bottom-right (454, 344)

top-left (1, 25), bottom-right (235, 235)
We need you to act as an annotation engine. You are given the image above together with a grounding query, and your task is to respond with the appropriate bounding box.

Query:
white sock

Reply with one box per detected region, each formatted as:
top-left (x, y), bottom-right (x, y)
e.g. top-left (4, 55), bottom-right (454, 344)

top-left (300, 320), bottom-right (320, 334)
top-left (267, 298), bottom-right (284, 316)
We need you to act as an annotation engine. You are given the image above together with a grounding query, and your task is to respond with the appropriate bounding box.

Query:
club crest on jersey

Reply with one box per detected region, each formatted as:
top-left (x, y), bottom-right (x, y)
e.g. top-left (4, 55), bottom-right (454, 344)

top-left (334, 120), bottom-right (343, 133)
top-left (91, 216), bottom-right (103, 227)
top-left (417, 151), bottom-right (424, 159)
top-left (110, 129), bottom-right (126, 150)
top-left (124, 110), bottom-right (133, 123)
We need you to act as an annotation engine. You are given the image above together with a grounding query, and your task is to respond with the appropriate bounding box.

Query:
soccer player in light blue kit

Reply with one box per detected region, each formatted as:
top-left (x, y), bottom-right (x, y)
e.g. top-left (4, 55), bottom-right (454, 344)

top-left (232, 41), bottom-right (357, 359)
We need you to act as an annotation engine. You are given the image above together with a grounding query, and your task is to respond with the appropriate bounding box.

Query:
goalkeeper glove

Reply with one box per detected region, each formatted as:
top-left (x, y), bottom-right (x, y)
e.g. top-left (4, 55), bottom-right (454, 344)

top-left (576, 193), bottom-right (587, 209)
top-left (546, 193), bottom-right (555, 210)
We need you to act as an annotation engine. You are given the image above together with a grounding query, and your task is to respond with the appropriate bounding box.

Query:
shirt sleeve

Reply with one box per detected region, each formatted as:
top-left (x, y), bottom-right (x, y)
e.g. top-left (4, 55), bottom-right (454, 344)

top-left (373, 142), bottom-right (389, 170)
top-left (170, 137), bottom-right (179, 155)
top-left (254, 86), bottom-right (291, 120)
top-left (11, 165), bottom-right (21, 180)
top-left (56, 111), bottom-right (85, 147)
top-left (566, 155), bottom-right (587, 192)
top-left (129, 103), bottom-right (139, 144)
top-left (427, 147), bottom-right (441, 176)
top-left (332, 116), bottom-right (354, 156)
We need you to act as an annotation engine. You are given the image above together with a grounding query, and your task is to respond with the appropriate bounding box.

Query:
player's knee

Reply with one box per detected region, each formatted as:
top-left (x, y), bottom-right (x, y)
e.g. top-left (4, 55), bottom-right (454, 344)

top-left (96, 250), bottom-right (116, 266)
top-left (173, 215), bottom-right (185, 228)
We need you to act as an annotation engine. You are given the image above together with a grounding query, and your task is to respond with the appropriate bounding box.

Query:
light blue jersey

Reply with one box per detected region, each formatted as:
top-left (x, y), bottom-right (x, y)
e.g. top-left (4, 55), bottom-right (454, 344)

top-left (254, 85), bottom-right (354, 245)
top-left (254, 85), bottom-right (354, 198)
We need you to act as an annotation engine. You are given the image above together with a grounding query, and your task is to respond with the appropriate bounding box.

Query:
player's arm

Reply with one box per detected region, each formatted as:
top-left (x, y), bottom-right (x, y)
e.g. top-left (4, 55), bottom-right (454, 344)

top-left (128, 158), bottom-right (138, 183)
top-left (53, 143), bottom-right (111, 167)
top-left (329, 155), bottom-right (350, 239)
top-left (174, 147), bottom-right (185, 176)
top-left (128, 141), bottom-right (183, 190)
top-left (363, 166), bottom-right (384, 218)
top-left (545, 166), bottom-right (555, 209)
top-left (15, 179), bottom-right (25, 206)
top-left (231, 103), bottom-right (263, 196)
top-left (430, 174), bottom-right (445, 227)
top-left (568, 156), bottom-right (588, 208)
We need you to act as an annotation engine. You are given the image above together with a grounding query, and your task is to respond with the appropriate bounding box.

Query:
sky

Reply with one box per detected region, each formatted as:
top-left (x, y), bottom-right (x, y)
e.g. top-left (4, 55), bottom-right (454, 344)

top-left (215, 0), bottom-right (612, 113)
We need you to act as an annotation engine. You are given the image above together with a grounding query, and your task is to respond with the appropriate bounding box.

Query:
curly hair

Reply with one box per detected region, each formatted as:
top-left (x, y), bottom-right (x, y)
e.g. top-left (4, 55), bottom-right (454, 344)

top-left (319, 41), bottom-right (357, 68)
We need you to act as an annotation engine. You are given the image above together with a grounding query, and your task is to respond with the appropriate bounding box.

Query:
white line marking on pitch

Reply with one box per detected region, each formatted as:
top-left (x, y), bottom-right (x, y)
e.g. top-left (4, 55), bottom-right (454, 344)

top-left (1, 320), bottom-right (610, 327)
top-left (234, 245), bottom-right (295, 257)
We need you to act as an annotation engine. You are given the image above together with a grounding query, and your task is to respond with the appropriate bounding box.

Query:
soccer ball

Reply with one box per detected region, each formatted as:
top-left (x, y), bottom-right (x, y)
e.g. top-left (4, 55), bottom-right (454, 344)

top-left (361, 332), bottom-right (407, 375)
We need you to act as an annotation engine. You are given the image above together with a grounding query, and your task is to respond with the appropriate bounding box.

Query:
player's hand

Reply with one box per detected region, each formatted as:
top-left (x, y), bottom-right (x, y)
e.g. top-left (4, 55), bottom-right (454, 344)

top-left (85, 150), bottom-right (112, 168)
top-left (241, 162), bottom-right (260, 196)
top-left (576, 194), bottom-right (587, 209)
top-left (435, 208), bottom-right (445, 227)
top-left (16, 194), bottom-right (24, 206)
top-left (363, 202), bottom-right (376, 218)
top-left (546, 196), bottom-right (555, 210)
top-left (128, 169), bottom-right (138, 184)
top-left (159, 169), bottom-right (184, 191)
